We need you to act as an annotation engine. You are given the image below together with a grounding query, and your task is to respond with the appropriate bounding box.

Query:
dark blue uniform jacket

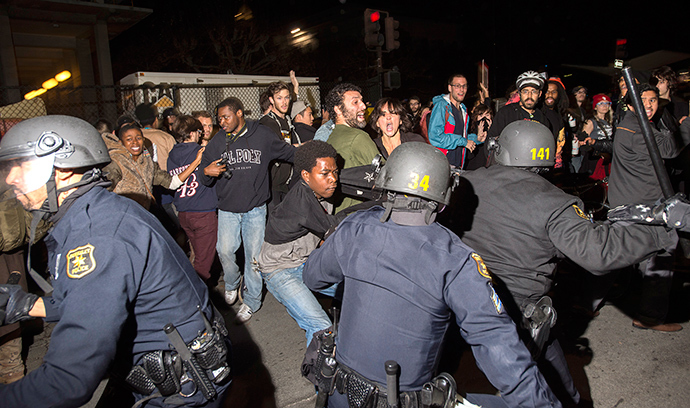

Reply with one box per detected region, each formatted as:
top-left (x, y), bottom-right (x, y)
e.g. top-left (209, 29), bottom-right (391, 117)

top-left (0, 186), bottom-right (219, 407)
top-left (303, 207), bottom-right (559, 408)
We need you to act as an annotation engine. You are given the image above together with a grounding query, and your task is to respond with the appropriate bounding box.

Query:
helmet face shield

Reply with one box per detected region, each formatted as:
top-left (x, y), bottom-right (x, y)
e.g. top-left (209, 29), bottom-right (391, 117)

top-left (0, 154), bottom-right (55, 207)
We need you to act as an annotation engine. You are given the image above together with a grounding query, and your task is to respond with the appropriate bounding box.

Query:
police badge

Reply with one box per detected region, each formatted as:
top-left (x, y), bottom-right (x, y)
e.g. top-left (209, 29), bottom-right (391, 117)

top-left (66, 244), bottom-right (96, 279)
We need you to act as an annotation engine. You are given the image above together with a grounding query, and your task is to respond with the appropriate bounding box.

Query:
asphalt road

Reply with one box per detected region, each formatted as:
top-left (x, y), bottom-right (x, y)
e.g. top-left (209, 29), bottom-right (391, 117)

top-left (22, 268), bottom-right (690, 408)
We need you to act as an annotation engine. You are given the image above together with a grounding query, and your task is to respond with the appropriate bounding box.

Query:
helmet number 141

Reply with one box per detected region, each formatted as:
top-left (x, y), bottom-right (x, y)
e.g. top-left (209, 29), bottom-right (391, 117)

top-left (530, 147), bottom-right (550, 161)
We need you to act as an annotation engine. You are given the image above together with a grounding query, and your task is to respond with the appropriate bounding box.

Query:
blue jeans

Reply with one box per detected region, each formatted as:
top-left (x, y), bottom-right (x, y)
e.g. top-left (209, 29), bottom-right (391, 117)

top-left (261, 263), bottom-right (332, 343)
top-left (217, 205), bottom-right (266, 313)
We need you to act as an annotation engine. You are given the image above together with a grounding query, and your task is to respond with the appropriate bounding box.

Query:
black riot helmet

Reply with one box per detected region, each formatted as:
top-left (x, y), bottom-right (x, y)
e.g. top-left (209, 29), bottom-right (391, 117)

top-left (491, 121), bottom-right (555, 167)
top-left (0, 115), bottom-right (110, 209)
top-left (375, 142), bottom-right (453, 205)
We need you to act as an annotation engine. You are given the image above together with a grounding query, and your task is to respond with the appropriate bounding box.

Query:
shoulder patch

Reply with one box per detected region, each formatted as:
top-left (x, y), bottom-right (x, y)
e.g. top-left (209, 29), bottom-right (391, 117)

top-left (572, 204), bottom-right (590, 220)
top-left (66, 244), bottom-right (97, 279)
top-left (471, 253), bottom-right (492, 279)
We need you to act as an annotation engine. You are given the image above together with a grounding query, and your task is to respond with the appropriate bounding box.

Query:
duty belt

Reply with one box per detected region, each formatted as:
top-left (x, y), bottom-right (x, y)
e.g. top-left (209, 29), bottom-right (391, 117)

top-left (333, 363), bottom-right (422, 408)
top-left (125, 310), bottom-right (230, 403)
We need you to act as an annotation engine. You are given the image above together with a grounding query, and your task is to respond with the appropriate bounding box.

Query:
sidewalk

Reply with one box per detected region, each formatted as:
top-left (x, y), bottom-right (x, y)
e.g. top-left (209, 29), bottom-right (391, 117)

top-left (22, 274), bottom-right (689, 408)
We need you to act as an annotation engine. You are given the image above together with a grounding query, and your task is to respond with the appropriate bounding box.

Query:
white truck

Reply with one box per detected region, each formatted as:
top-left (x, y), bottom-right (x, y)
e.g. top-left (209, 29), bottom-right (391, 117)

top-left (118, 72), bottom-right (321, 120)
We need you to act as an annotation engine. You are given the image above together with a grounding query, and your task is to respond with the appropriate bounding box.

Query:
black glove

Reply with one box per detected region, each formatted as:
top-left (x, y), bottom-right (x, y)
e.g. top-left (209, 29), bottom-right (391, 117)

top-left (607, 203), bottom-right (663, 225)
top-left (0, 284), bottom-right (39, 325)
top-left (608, 194), bottom-right (690, 231)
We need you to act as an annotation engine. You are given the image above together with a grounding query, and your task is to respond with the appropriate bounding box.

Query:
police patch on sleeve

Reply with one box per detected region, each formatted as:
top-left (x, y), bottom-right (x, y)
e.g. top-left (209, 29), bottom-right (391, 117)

top-left (66, 244), bottom-right (97, 279)
top-left (572, 205), bottom-right (590, 221)
top-left (471, 253), bottom-right (492, 279)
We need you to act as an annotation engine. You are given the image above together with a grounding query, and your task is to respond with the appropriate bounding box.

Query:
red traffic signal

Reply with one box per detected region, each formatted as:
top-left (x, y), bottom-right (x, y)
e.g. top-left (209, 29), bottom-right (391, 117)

top-left (364, 9), bottom-right (384, 49)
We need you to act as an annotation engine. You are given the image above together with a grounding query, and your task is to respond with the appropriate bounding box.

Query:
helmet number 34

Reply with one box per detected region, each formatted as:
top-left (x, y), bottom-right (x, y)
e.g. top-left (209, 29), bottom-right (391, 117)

top-left (530, 147), bottom-right (550, 161)
top-left (408, 172), bottom-right (430, 191)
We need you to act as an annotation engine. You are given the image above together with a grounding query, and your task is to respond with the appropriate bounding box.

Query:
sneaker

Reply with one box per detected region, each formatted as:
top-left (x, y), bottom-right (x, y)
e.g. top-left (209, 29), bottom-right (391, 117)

top-left (224, 289), bottom-right (238, 306)
top-left (235, 304), bottom-right (253, 324)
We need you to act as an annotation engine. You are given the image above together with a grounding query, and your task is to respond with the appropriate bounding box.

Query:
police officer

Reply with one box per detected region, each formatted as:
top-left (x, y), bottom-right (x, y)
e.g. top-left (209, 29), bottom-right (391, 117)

top-left (442, 121), bottom-right (678, 406)
top-left (303, 142), bottom-right (561, 408)
top-left (0, 116), bottom-right (231, 407)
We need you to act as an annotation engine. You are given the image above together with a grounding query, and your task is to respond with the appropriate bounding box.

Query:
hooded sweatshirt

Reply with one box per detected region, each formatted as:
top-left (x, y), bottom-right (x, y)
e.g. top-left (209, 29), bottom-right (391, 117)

top-left (199, 119), bottom-right (296, 213)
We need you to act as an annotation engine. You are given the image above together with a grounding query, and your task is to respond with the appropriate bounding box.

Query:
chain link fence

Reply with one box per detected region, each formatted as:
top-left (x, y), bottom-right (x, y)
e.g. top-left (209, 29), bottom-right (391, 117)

top-left (0, 78), bottom-right (384, 137)
top-left (0, 81), bottom-right (324, 134)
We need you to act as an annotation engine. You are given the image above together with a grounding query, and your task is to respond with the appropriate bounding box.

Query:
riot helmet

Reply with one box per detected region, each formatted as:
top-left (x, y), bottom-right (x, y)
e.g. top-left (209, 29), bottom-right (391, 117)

top-left (491, 120), bottom-right (555, 167)
top-left (0, 115), bottom-right (110, 209)
top-left (375, 142), bottom-right (453, 205)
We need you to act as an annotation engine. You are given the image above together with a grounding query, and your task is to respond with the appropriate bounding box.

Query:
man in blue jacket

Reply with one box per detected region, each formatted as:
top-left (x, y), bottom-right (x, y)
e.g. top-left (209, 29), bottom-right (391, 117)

top-left (428, 74), bottom-right (487, 168)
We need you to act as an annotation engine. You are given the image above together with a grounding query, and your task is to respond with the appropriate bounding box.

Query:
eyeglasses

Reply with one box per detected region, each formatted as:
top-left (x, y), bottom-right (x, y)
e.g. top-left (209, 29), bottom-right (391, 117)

top-left (520, 88), bottom-right (540, 96)
top-left (450, 84), bottom-right (467, 89)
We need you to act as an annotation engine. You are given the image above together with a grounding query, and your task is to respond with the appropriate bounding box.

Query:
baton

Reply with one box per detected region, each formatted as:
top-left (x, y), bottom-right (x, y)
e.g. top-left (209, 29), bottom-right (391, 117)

top-left (164, 323), bottom-right (217, 400)
top-left (385, 360), bottom-right (399, 408)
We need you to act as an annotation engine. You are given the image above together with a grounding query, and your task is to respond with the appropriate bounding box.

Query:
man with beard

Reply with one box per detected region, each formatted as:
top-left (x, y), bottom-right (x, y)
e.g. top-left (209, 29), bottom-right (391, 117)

top-left (428, 74), bottom-right (484, 169)
top-left (542, 78), bottom-right (569, 169)
top-left (407, 95), bottom-right (423, 133)
top-left (487, 71), bottom-right (551, 140)
top-left (475, 71), bottom-right (552, 168)
top-left (324, 83), bottom-right (380, 213)
top-left (193, 111), bottom-right (216, 146)
top-left (260, 81), bottom-right (300, 212)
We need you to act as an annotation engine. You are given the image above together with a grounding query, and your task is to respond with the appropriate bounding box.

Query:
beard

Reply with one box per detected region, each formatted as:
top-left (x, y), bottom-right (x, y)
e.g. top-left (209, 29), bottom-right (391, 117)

top-left (521, 98), bottom-right (537, 110)
top-left (341, 104), bottom-right (366, 129)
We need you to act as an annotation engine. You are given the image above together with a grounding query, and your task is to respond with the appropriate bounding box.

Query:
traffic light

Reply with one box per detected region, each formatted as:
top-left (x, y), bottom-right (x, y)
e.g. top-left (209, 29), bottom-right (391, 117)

top-left (384, 16), bottom-right (400, 52)
top-left (364, 9), bottom-right (384, 49)
top-left (614, 38), bottom-right (628, 59)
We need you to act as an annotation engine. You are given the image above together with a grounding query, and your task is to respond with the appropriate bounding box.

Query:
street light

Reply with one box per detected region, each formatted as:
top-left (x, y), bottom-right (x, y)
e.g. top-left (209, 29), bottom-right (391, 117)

top-left (24, 70), bottom-right (73, 100)
top-left (24, 88), bottom-right (47, 100)
top-left (42, 78), bottom-right (58, 90)
top-left (55, 71), bottom-right (71, 82)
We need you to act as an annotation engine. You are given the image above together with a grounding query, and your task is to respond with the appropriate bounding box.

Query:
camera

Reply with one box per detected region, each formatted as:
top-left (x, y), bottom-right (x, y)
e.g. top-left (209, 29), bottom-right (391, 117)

top-left (217, 157), bottom-right (233, 180)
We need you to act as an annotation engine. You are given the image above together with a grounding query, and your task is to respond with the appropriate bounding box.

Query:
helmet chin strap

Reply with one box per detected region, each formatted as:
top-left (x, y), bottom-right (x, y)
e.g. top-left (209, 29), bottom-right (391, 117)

top-left (380, 192), bottom-right (438, 225)
top-left (25, 167), bottom-right (105, 292)
top-left (24, 173), bottom-right (59, 294)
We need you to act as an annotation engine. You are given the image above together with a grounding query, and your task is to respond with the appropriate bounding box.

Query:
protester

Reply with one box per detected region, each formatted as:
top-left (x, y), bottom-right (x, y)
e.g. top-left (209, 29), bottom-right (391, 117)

top-left (199, 97), bottom-right (295, 323)
top-left (369, 97), bottom-right (426, 159)
top-left (168, 115), bottom-right (217, 282)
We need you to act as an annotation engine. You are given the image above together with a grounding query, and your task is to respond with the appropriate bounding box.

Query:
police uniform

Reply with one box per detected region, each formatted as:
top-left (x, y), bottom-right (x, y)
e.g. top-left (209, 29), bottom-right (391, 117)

top-left (303, 206), bottom-right (560, 408)
top-left (454, 165), bottom-right (677, 308)
top-left (446, 164), bottom-right (677, 404)
top-left (0, 184), bottom-right (230, 407)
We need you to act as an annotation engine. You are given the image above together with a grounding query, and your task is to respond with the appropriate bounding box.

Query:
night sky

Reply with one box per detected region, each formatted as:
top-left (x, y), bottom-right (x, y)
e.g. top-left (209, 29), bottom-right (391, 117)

top-left (111, 0), bottom-right (690, 103)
